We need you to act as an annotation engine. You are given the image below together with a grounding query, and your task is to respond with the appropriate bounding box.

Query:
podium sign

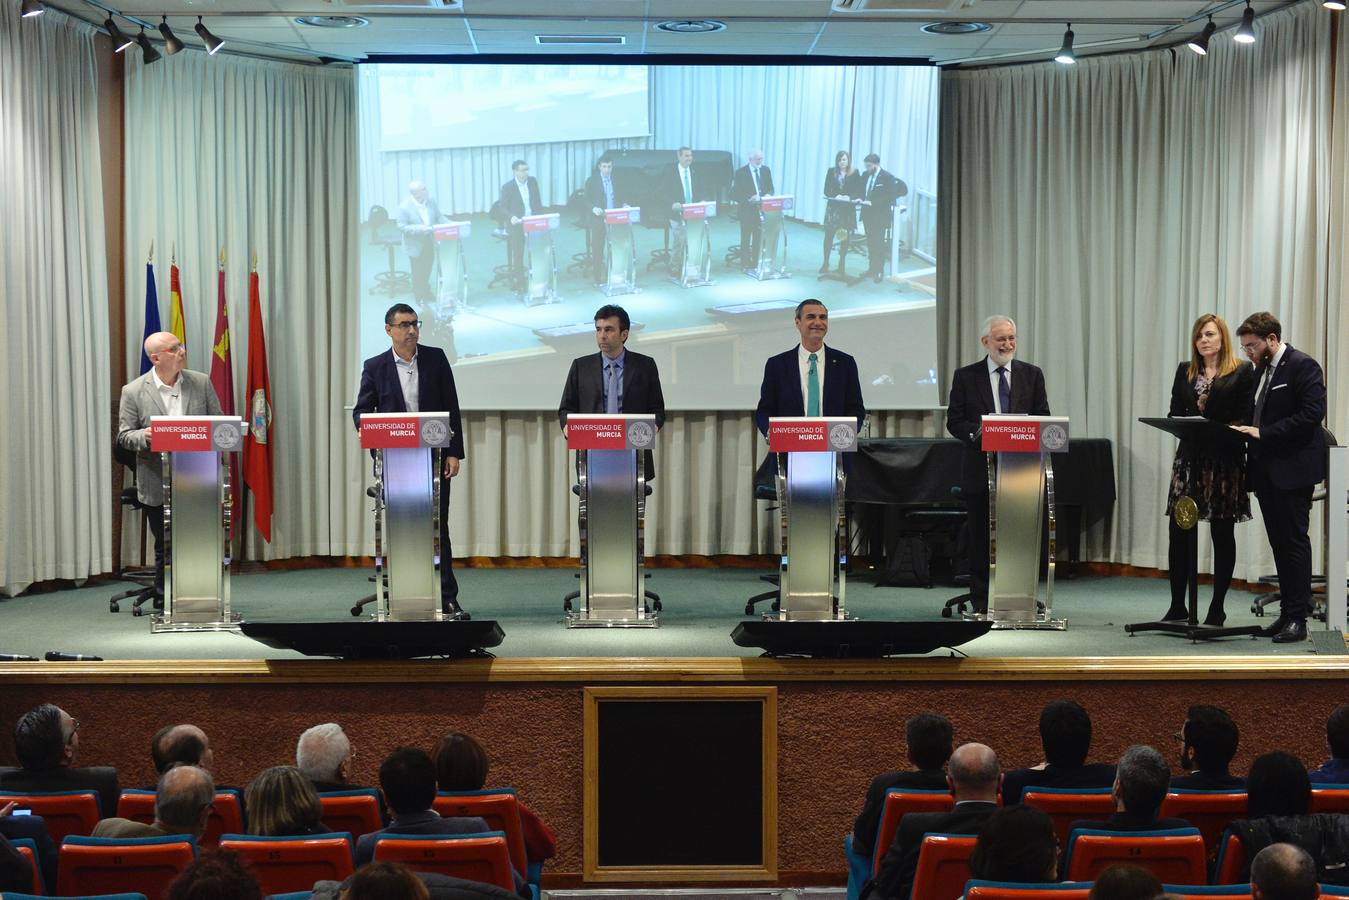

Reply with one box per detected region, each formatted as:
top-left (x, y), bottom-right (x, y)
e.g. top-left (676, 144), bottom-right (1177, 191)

top-left (433, 221), bottom-right (471, 315)
top-left (565, 414), bottom-right (658, 627)
top-left (751, 194), bottom-right (793, 281)
top-left (766, 417), bottom-right (855, 622)
top-left (149, 415), bottom-right (245, 632)
top-left (602, 206), bottom-right (640, 297)
top-left (359, 412), bottom-right (453, 622)
top-left (521, 213), bottom-right (561, 306)
top-left (676, 201), bottom-right (717, 288)
top-left (979, 415), bottom-right (1070, 629)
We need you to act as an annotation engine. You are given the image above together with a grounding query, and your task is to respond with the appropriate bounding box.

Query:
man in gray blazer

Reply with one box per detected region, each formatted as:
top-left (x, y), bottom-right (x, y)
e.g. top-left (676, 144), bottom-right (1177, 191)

top-left (116, 332), bottom-right (223, 608)
top-left (397, 179), bottom-right (442, 304)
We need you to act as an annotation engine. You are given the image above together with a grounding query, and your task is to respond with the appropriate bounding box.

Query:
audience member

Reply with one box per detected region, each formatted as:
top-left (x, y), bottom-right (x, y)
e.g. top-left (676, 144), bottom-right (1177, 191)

top-left (152, 724), bottom-right (215, 775)
top-left (434, 731), bottom-right (557, 865)
top-left (1230, 752), bottom-right (1349, 885)
top-left (246, 765), bottom-right (328, 836)
top-left (1172, 705), bottom-right (1244, 790)
top-left (1088, 864), bottom-right (1165, 900)
top-left (0, 833), bottom-right (32, 893)
top-left (970, 805), bottom-right (1059, 884)
top-left (0, 703), bottom-right (120, 818)
top-left (1310, 704), bottom-right (1349, 785)
top-left (1003, 700), bottom-right (1116, 804)
top-left (1248, 751), bottom-right (1312, 819)
top-left (868, 742), bottom-right (999, 900)
top-left (851, 712), bottom-right (953, 860)
top-left (314, 859), bottom-right (520, 900)
top-left (1251, 842), bottom-right (1321, 900)
top-left (93, 765), bottom-right (214, 840)
top-left (166, 848), bottom-right (263, 900)
top-left (1069, 745), bottom-right (1191, 835)
top-left (354, 748), bottom-right (491, 866)
top-left (298, 723), bottom-right (359, 793)
top-left (0, 799), bottom-right (57, 891)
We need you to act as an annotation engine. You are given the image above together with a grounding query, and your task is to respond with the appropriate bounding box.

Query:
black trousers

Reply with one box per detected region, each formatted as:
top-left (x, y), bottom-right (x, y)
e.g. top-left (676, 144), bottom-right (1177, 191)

top-left (964, 489), bottom-right (991, 612)
top-left (1254, 485), bottom-right (1314, 621)
top-left (146, 504), bottom-right (166, 604)
top-left (589, 220), bottom-right (608, 283)
top-left (739, 216), bottom-right (762, 268)
top-left (862, 218), bottom-right (888, 275)
top-left (438, 472), bottom-right (460, 607)
top-left (1167, 517), bottom-right (1237, 611)
top-left (507, 226), bottom-right (526, 282)
top-left (409, 251), bottom-right (434, 303)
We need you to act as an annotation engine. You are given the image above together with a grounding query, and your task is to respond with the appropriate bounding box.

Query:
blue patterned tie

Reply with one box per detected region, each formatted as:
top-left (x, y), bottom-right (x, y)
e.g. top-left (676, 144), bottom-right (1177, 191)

top-left (606, 363), bottom-right (620, 414)
top-left (807, 354), bottom-right (820, 417)
top-left (996, 365), bottom-right (1011, 414)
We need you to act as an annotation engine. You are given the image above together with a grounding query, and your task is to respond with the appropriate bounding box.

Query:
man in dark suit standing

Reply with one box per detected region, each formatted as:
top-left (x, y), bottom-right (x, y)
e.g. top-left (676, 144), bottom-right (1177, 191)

top-left (731, 150), bottom-right (774, 270)
top-left (665, 147), bottom-right (704, 275)
top-left (584, 159), bottom-right (625, 286)
top-left (499, 159), bottom-right (544, 291)
top-left (854, 153), bottom-right (906, 284)
top-left (945, 314), bottom-right (1050, 615)
top-left (353, 303), bottom-right (467, 617)
top-left (395, 180), bottom-right (441, 304)
top-left (558, 304), bottom-right (666, 482)
top-left (868, 742), bottom-right (1001, 900)
top-left (755, 299), bottom-right (866, 436)
top-left (1234, 312), bottom-right (1327, 645)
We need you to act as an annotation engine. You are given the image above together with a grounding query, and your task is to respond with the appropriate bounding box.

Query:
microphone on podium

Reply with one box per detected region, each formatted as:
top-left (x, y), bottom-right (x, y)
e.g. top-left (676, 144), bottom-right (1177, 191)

top-left (44, 651), bottom-right (105, 662)
top-left (0, 653), bottom-right (39, 661)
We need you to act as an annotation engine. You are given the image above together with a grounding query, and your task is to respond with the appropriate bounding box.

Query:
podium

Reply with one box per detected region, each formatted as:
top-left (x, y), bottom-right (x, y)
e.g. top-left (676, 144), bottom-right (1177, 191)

top-left (432, 221), bottom-right (471, 314)
top-left (980, 416), bottom-right (1070, 629)
top-left (521, 213), bottom-right (560, 306)
top-left (149, 415), bottom-right (246, 633)
top-left (359, 412), bottom-right (454, 622)
top-left (758, 417), bottom-right (858, 621)
top-left (601, 206), bottom-right (640, 296)
top-left (1126, 417), bottom-right (1263, 640)
top-left (563, 414), bottom-right (659, 627)
top-left (749, 194), bottom-right (793, 281)
top-left (674, 201), bottom-right (716, 288)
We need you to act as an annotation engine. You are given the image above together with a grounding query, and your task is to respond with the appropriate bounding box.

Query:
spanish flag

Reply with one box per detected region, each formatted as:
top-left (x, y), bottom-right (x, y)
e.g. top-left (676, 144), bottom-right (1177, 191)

top-left (168, 262), bottom-right (187, 346)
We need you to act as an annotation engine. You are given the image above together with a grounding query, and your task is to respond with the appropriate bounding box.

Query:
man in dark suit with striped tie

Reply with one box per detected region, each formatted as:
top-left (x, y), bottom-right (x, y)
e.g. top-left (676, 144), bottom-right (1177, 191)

top-left (945, 315), bottom-right (1051, 614)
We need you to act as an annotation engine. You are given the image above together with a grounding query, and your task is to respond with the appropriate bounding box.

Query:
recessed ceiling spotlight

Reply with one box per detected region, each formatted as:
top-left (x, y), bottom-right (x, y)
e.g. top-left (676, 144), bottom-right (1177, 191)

top-left (295, 15), bottom-right (370, 27)
top-left (654, 20), bottom-right (726, 34)
top-left (921, 22), bottom-right (992, 35)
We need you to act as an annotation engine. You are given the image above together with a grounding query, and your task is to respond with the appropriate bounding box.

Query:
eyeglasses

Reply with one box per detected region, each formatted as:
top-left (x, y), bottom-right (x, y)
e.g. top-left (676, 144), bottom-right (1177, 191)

top-left (65, 719), bottom-right (80, 743)
top-left (391, 320), bottom-right (422, 332)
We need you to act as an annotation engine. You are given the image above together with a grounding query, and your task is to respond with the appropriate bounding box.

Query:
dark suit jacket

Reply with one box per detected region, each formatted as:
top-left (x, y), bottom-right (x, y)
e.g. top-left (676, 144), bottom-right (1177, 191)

top-left (0, 765), bottom-right (121, 821)
top-left (754, 345), bottom-right (867, 436)
top-left (871, 800), bottom-right (998, 900)
top-left (858, 168), bottom-right (906, 224)
top-left (664, 164), bottom-right (707, 217)
top-left (0, 813), bottom-right (57, 891)
top-left (945, 357), bottom-right (1051, 494)
top-left (355, 810), bottom-right (491, 867)
top-left (1247, 345), bottom-right (1328, 491)
top-left (558, 351), bottom-right (666, 482)
top-left (731, 164), bottom-right (775, 221)
top-left (1168, 362), bottom-right (1256, 465)
top-left (1170, 770), bottom-right (1246, 791)
top-left (0, 834), bottom-right (32, 894)
top-left (584, 172), bottom-right (625, 220)
top-left (852, 768), bottom-right (950, 861)
top-left (353, 346), bottom-right (465, 460)
top-left (1001, 762), bottom-right (1116, 805)
top-left (823, 167), bottom-right (864, 230)
top-left (499, 176), bottom-right (543, 222)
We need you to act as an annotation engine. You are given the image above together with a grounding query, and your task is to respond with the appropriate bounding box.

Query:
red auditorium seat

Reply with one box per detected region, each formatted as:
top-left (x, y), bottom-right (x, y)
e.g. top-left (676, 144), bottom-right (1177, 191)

top-left (1162, 887), bottom-right (1253, 899)
top-left (1065, 828), bottom-right (1207, 884)
top-left (57, 834), bottom-right (196, 897)
top-left (115, 788), bottom-right (244, 849)
top-left (1159, 791), bottom-right (1247, 862)
top-left (10, 837), bottom-right (44, 894)
top-left (218, 832), bottom-right (355, 894)
top-left (1311, 786), bottom-right (1349, 814)
top-left (373, 832), bottom-right (514, 892)
top-left (0, 791), bottom-right (101, 845)
top-left (909, 833), bottom-right (976, 900)
top-left (432, 790), bottom-right (528, 877)
top-left (1214, 830), bottom-right (1248, 885)
top-left (870, 789), bottom-right (954, 874)
top-left (318, 789), bottom-right (384, 839)
top-left (1021, 789), bottom-right (1115, 849)
top-left (963, 880), bottom-right (1093, 898)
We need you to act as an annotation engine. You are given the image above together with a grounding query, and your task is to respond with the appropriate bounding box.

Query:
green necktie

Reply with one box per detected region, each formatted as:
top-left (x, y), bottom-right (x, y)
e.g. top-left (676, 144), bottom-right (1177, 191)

top-left (807, 353), bottom-right (820, 416)
top-left (682, 168), bottom-right (692, 204)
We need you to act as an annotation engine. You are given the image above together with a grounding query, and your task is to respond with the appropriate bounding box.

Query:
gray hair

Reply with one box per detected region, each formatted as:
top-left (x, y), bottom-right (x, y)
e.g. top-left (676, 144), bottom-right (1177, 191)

top-left (296, 723), bottom-right (351, 782)
top-left (1116, 744), bottom-right (1170, 816)
top-left (154, 765), bottom-right (214, 832)
top-left (981, 315), bottom-right (1016, 339)
top-left (1250, 843), bottom-right (1318, 900)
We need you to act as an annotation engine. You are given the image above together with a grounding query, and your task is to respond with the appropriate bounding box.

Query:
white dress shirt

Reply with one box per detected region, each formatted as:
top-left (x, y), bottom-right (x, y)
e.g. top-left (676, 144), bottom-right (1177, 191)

top-left (152, 368), bottom-right (184, 417)
top-left (987, 356), bottom-right (1011, 414)
top-left (413, 198), bottom-right (430, 226)
top-left (1254, 343), bottom-right (1288, 420)
top-left (394, 348), bottom-right (419, 412)
top-left (515, 179), bottom-right (533, 217)
top-left (751, 166), bottom-right (761, 196)
top-left (798, 343), bottom-right (827, 411)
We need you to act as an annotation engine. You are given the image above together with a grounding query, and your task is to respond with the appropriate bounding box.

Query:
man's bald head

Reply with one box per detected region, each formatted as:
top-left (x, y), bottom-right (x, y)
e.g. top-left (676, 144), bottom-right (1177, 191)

top-left (154, 765), bottom-right (215, 838)
top-left (1251, 843), bottom-right (1319, 900)
top-left (948, 742), bottom-right (1000, 800)
top-left (151, 724), bottom-right (213, 774)
top-left (143, 331), bottom-right (178, 355)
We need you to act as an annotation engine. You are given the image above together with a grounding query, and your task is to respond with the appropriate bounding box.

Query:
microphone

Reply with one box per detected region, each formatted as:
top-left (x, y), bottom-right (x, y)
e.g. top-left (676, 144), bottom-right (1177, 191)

top-left (44, 651), bottom-right (105, 662)
top-left (0, 653), bottom-right (39, 661)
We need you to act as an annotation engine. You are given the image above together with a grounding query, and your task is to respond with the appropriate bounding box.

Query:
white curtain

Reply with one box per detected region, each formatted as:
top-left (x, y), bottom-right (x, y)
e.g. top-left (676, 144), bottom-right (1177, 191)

top-left (939, 2), bottom-right (1339, 579)
top-left (0, 3), bottom-right (110, 596)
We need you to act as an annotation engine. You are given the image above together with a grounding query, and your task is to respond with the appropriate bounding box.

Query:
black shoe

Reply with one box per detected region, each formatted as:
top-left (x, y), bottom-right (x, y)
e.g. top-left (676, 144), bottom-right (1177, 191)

top-left (1161, 606), bottom-right (1188, 622)
top-left (818, 264), bottom-right (829, 274)
top-left (873, 273), bottom-right (883, 283)
top-left (1272, 619), bottom-right (1307, 643)
top-left (1202, 604), bottom-right (1226, 627)
top-left (1259, 616), bottom-right (1289, 638)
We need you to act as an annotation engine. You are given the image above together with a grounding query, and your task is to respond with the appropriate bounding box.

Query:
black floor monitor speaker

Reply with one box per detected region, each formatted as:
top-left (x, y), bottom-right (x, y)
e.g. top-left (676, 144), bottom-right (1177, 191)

top-left (730, 619), bottom-right (992, 657)
top-left (239, 620), bottom-right (505, 659)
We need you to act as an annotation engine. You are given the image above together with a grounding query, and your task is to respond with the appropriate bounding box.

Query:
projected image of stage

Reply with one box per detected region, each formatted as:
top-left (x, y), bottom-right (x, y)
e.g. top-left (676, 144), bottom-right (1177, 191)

top-left (357, 62), bottom-right (940, 409)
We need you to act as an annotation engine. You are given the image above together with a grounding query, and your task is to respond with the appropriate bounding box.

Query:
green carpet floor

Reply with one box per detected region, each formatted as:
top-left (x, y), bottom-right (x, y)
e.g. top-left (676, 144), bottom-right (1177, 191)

top-left (0, 568), bottom-right (1333, 661)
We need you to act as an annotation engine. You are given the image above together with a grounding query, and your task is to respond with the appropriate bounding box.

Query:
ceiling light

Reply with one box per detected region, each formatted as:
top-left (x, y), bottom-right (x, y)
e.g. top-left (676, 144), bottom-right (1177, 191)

top-left (1234, 3), bottom-right (1256, 43)
top-left (1324, 0), bottom-right (1347, 10)
top-left (104, 17), bottom-right (134, 52)
top-left (195, 16), bottom-right (225, 55)
top-left (1186, 18), bottom-right (1216, 55)
top-left (654, 20), bottom-right (726, 34)
top-left (294, 15), bottom-right (369, 28)
top-left (19, 0), bottom-right (43, 18)
top-left (136, 27), bottom-right (161, 64)
top-left (1054, 24), bottom-right (1075, 65)
top-left (159, 17), bottom-right (183, 54)
top-left (920, 21), bottom-right (991, 35)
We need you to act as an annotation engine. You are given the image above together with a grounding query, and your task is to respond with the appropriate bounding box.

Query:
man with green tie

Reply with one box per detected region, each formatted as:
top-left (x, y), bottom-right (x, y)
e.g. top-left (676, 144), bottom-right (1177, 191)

top-left (754, 299), bottom-right (867, 437)
top-left (665, 146), bottom-right (701, 276)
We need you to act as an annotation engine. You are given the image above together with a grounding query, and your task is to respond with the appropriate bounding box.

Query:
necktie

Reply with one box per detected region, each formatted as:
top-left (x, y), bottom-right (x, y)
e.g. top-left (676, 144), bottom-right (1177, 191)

top-left (682, 168), bottom-right (692, 204)
top-left (603, 177), bottom-right (613, 208)
top-left (867, 174), bottom-right (877, 198)
top-left (606, 363), bottom-right (620, 414)
top-left (1253, 366), bottom-right (1273, 426)
top-left (752, 167), bottom-right (760, 196)
top-left (996, 365), bottom-right (1011, 414)
top-left (807, 353), bottom-right (821, 417)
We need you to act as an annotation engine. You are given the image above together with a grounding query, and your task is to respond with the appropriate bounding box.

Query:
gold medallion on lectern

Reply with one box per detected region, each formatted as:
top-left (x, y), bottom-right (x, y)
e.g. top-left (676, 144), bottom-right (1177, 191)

top-left (1174, 496), bottom-right (1199, 530)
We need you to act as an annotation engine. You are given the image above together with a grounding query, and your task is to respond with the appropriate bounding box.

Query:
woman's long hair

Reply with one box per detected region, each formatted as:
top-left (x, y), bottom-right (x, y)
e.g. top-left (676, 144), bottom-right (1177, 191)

top-left (1186, 313), bottom-right (1242, 381)
top-left (834, 150), bottom-right (854, 177)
